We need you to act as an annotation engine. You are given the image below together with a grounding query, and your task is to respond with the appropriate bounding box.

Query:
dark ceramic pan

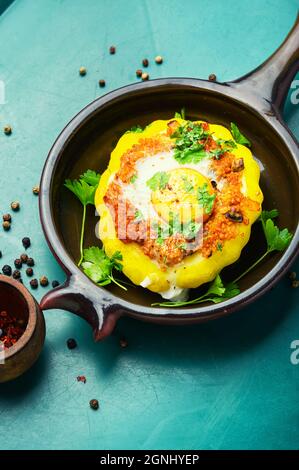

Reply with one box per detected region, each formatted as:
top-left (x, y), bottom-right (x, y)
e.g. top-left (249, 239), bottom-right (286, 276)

top-left (40, 16), bottom-right (299, 340)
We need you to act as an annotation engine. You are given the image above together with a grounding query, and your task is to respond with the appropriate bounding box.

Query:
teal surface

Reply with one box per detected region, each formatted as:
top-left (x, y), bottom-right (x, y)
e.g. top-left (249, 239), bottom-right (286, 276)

top-left (0, 0), bottom-right (299, 450)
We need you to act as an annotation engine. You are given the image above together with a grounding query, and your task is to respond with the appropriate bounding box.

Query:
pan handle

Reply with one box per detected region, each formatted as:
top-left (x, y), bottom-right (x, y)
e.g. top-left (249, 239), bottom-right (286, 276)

top-left (39, 274), bottom-right (123, 341)
top-left (231, 14), bottom-right (299, 112)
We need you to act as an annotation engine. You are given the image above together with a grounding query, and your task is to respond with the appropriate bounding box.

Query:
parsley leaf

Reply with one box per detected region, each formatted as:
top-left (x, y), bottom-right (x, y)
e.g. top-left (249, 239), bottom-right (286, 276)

top-left (80, 169), bottom-right (101, 187)
top-left (181, 175), bottom-right (194, 193)
top-left (147, 171), bottom-right (170, 191)
top-left (134, 209), bottom-right (144, 222)
top-left (152, 274), bottom-right (240, 307)
top-left (230, 122), bottom-right (251, 147)
top-left (64, 169), bottom-right (101, 266)
top-left (130, 174), bottom-right (137, 184)
top-left (197, 183), bottom-right (216, 214)
top-left (82, 247), bottom-right (127, 290)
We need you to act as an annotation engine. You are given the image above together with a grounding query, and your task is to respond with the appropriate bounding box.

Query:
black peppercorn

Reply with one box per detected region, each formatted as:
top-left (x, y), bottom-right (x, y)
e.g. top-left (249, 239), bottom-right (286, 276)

top-left (142, 58), bottom-right (149, 67)
top-left (3, 214), bottom-right (11, 222)
top-left (11, 201), bottom-right (20, 211)
top-left (20, 253), bottom-right (28, 263)
top-left (52, 280), bottom-right (60, 288)
top-left (30, 278), bottom-right (38, 289)
top-left (26, 267), bottom-right (33, 277)
top-left (12, 270), bottom-right (21, 279)
top-left (109, 45), bottom-right (116, 54)
top-left (2, 265), bottom-right (12, 276)
top-left (99, 79), bottom-right (106, 87)
top-left (89, 399), bottom-right (99, 410)
top-left (0, 251), bottom-right (2, 258)
top-left (22, 237), bottom-right (31, 249)
top-left (40, 276), bottom-right (49, 287)
top-left (14, 259), bottom-right (22, 269)
top-left (208, 73), bottom-right (217, 82)
top-left (2, 221), bottom-right (10, 231)
top-left (26, 257), bottom-right (34, 267)
top-left (120, 338), bottom-right (128, 348)
top-left (67, 338), bottom-right (77, 350)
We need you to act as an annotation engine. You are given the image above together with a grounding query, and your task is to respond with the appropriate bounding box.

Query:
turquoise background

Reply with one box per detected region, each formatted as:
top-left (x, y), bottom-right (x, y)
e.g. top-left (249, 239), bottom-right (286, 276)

top-left (0, 0), bottom-right (299, 450)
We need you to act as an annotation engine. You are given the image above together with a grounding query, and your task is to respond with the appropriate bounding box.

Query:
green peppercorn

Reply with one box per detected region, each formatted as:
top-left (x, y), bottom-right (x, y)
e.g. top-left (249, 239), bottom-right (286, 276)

top-left (4, 125), bottom-right (12, 135)
top-left (40, 275), bottom-right (49, 287)
top-left (11, 201), bottom-right (20, 211)
top-left (79, 67), bottom-right (87, 76)
top-left (2, 221), bottom-right (11, 231)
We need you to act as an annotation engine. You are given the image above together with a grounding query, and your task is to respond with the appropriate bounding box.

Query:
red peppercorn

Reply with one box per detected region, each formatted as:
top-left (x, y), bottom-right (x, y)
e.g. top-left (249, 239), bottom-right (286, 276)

top-left (136, 69), bottom-right (142, 78)
top-left (89, 399), bottom-right (99, 410)
top-left (109, 46), bottom-right (116, 54)
top-left (30, 278), bottom-right (38, 289)
top-left (208, 73), bottom-right (217, 82)
top-left (26, 267), bottom-right (33, 277)
top-left (0, 310), bottom-right (26, 349)
top-left (142, 58), bottom-right (149, 67)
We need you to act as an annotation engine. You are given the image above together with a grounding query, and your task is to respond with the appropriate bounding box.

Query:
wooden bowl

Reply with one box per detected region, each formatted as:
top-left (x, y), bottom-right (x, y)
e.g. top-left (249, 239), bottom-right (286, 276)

top-left (0, 275), bottom-right (45, 383)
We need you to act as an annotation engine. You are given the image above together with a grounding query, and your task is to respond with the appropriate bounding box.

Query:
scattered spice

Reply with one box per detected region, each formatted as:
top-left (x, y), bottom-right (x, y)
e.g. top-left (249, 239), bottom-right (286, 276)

top-left (52, 280), bottom-right (60, 288)
top-left (142, 58), bottom-right (149, 67)
top-left (11, 201), bottom-right (20, 211)
top-left (67, 338), bottom-right (77, 349)
top-left (289, 271), bottom-right (297, 281)
top-left (2, 265), bottom-right (12, 276)
top-left (32, 186), bottom-right (39, 195)
top-left (141, 72), bottom-right (149, 81)
top-left (77, 375), bottom-right (87, 384)
top-left (155, 55), bottom-right (163, 64)
top-left (22, 237), bottom-right (31, 249)
top-left (89, 399), bottom-right (99, 410)
top-left (119, 337), bottom-right (128, 348)
top-left (12, 270), bottom-right (21, 279)
top-left (14, 258), bottom-right (22, 269)
top-left (292, 280), bottom-right (299, 288)
top-left (2, 221), bottom-right (11, 231)
top-left (26, 267), bottom-right (33, 277)
top-left (136, 69), bottom-right (142, 78)
top-left (29, 278), bottom-right (38, 289)
top-left (4, 125), bottom-right (12, 135)
top-left (0, 310), bottom-right (26, 349)
top-left (20, 253), bottom-right (28, 263)
top-left (27, 257), bottom-right (34, 267)
top-left (109, 45), bottom-right (116, 54)
top-left (208, 73), bottom-right (217, 82)
top-left (40, 275), bottom-right (49, 287)
top-left (99, 79), bottom-right (106, 87)
top-left (3, 214), bottom-right (11, 222)
top-left (79, 67), bottom-right (87, 76)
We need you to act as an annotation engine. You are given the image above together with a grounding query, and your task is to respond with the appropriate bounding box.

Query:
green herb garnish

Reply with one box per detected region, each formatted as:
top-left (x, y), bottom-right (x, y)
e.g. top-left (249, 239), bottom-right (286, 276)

top-left (152, 274), bottom-right (239, 307)
top-left (181, 175), bottom-right (194, 193)
top-left (126, 125), bottom-right (143, 133)
top-left (82, 247), bottom-right (127, 290)
top-left (233, 209), bottom-right (292, 283)
top-left (153, 209), bottom-right (292, 307)
top-left (134, 209), bottom-right (144, 222)
top-left (171, 121), bottom-right (209, 164)
top-left (147, 171), bottom-right (170, 191)
top-left (174, 108), bottom-right (186, 120)
top-left (197, 183), bottom-right (216, 214)
top-left (64, 170), bottom-right (101, 266)
top-left (230, 122), bottom-right (251, 147)
top-left (130, 174), bottom-right (137, 184)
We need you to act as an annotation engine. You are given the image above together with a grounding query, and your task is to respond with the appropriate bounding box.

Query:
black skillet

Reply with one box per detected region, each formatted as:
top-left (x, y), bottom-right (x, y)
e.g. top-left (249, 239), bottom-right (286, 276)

top-left (39, 16), bottom-right (299, 340)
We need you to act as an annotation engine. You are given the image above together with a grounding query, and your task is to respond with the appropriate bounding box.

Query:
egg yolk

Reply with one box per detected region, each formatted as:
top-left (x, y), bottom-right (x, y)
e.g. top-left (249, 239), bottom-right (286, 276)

top-left (151, 168), bottom-right (216, 224)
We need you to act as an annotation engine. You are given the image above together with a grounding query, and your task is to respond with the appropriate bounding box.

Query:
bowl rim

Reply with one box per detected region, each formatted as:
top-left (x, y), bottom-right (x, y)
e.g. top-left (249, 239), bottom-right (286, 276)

top-left (39, 77), bottom-right (299, 318)
top-left (0, 275), bottom-right (37, 360)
